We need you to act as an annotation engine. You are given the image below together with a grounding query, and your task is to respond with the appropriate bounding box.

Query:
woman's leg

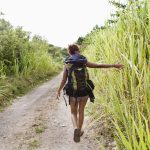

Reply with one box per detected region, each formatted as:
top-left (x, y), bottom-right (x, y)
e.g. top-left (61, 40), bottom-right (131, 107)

top-left (70, 97), bottom-right (79, 129)
top-left (78, 96), bottom-right (88, 130)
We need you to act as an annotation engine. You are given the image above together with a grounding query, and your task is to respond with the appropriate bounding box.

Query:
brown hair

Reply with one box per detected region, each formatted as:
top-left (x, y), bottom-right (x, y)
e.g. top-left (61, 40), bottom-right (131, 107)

top-left (68, 44), bottom-right (79, 55)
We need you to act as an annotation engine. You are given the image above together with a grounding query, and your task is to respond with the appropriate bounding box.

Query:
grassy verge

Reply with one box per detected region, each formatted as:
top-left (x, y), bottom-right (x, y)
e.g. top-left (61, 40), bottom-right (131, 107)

top-left (83, 0), bottom-right (150, 149)
top-left (0, 17), bottom-right (66, 111)
top-left (0, 69), bottom-right (61, 111)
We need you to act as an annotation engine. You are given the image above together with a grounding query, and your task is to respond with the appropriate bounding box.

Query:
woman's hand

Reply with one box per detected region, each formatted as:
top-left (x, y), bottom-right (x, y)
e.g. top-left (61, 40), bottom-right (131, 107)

top-left (56, 65), bottom-right (67, 100)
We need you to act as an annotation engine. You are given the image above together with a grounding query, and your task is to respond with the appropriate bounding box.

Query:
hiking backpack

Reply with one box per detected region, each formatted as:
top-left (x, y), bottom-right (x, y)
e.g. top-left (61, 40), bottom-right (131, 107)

top-left (63, 54), bottom-right (95, 102)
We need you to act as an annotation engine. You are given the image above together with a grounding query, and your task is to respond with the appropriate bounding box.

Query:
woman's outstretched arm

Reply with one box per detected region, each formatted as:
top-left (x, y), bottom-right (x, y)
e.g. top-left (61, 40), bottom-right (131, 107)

top-left (56, 65), bottom-right (67, 99)
top-left (86, 61), bottom-right (123, 69)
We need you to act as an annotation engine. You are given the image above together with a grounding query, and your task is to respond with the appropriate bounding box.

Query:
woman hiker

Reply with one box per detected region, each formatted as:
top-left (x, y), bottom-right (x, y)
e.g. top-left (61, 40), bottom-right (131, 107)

top-left (56, 44), bottom-right (123, 142)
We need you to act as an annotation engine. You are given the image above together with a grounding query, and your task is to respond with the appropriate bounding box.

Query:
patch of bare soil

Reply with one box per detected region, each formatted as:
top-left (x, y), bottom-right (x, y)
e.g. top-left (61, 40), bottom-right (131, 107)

top-left (0, 73), bottom-right (100, 150)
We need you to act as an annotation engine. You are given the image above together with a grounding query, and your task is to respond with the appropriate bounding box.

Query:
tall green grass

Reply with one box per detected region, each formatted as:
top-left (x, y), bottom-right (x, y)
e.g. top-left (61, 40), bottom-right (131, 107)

top-left (0, 20), bottom-right (63, 107)
top-left (84, 0), bottom-right (150, 149)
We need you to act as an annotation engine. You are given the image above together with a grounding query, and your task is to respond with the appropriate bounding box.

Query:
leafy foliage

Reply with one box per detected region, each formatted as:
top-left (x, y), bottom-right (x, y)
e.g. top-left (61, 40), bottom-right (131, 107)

top-left (0, 16), bottom-right (65, 106)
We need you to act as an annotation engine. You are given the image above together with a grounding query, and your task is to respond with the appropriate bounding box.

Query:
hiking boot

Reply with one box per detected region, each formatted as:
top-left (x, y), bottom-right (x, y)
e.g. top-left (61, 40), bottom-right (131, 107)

top-left (73, 129), bottom-right (81, 142)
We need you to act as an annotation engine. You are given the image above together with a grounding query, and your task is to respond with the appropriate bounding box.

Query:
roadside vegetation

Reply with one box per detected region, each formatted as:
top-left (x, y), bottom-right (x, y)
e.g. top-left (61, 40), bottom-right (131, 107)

top-left (78, 0), bottom-right (150, 149)
top-left (0, 0), bottom-right (149, 149)
top-left (0, 14), bottom-right (67, 108)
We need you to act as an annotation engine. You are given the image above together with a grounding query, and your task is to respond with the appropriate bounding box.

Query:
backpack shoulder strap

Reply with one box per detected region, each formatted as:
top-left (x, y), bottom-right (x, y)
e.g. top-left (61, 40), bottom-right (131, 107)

top-left (78, 55), bottom-right (87, 65)
top-left (64, 56), bottom-right (70, 64)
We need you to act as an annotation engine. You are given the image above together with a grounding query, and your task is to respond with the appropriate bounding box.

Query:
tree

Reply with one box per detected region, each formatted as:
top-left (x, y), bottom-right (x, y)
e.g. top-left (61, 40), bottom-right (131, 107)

top-left (109, 0), bottom-right (126, 9)
top-left (0, 19), bottom-right (12, 31)
top-left (107, 0), bottom-right (127, 26)
top-left (76, 37), bottom-right (84, 45)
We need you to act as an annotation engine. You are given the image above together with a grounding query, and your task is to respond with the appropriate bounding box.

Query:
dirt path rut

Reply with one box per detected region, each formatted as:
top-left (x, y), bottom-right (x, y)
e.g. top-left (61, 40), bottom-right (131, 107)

top-left (0, 73), bottom-right (99, 150)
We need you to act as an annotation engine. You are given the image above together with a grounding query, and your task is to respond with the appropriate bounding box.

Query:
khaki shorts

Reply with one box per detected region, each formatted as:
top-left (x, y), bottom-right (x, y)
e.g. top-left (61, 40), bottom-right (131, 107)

top-left (69, 95), bottom-right (89, 103)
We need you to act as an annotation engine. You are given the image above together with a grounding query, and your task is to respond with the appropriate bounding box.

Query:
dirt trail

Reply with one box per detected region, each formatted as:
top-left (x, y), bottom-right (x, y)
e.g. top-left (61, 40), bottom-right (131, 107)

top-left (0, 73), bottom-right (99, 150)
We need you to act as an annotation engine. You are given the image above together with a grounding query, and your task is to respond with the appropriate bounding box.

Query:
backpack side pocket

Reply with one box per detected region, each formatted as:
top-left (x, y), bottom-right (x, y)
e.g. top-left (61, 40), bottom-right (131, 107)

top-left (63, 83), bottom-right (74, 96)
top-left (87, 79), bottom-right (95, 90)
